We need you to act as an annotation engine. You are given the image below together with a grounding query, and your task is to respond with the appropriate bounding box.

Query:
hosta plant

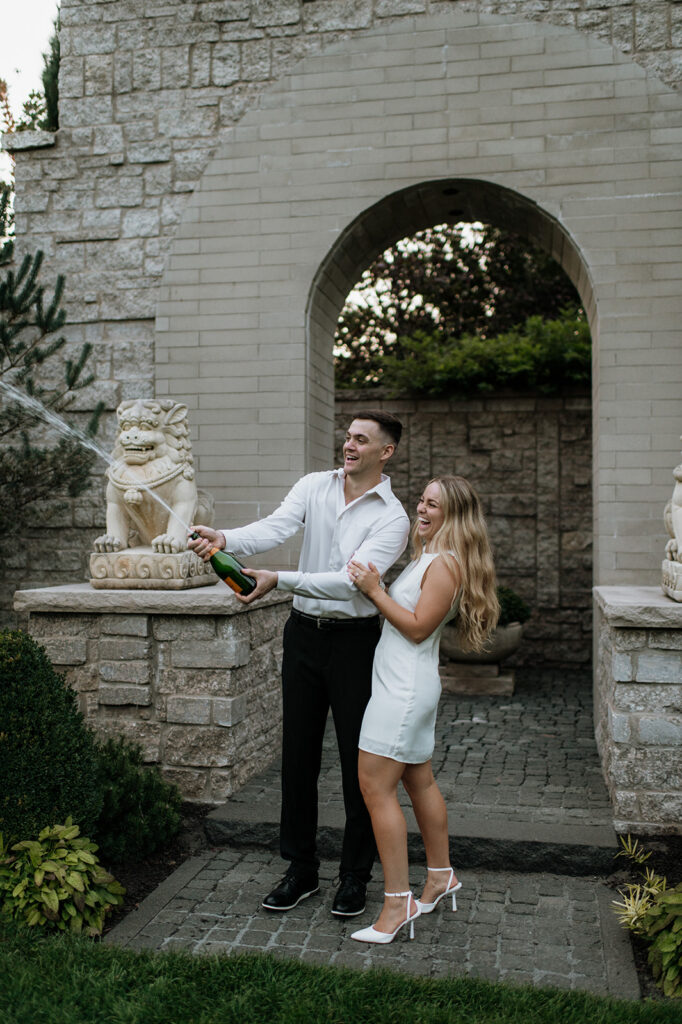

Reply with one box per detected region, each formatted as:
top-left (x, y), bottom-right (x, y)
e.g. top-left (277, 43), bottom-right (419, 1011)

top-left (612, 834), bottom-right (682, 999)
top-left (0, 819), bottom-right (124, 936)
top-left (638, 885), bottom-right (682, 998)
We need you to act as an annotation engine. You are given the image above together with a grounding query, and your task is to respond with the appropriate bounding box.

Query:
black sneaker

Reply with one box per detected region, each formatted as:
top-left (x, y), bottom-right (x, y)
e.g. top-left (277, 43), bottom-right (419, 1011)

top-left (262, 871), bottom-right (319, 911)
top-left (331, 874), bottom-right (366, 917)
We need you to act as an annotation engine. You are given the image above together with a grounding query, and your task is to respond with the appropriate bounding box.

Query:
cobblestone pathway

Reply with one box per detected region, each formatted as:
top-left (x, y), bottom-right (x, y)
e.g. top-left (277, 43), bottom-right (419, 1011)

top-left (107, 847), bottom-right (637, 999)
top-left (106, 671), bottom-right (640, 999)
top-left (227, 672), bottom-right (612, 830)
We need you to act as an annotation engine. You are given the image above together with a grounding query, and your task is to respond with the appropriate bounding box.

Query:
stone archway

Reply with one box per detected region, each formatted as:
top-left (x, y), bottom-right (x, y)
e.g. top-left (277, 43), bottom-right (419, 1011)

top-left (156, 8), bottom-right (682, 587)
top-left (308, 174), bottom-right (595, 427)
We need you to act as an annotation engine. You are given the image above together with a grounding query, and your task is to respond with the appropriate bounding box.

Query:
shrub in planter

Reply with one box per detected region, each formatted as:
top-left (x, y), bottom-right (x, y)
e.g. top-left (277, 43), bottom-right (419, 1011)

top-left (612, 835), bottom-right (682, 999)
top-left (0, 630), bottom-right (102, 842)
top-left (0, 820), bottom-right (124, 936)
top-left (441, 585), bottom-right (531, 664)
top-left (92, 737), bottom-right (182, 864)
top-left (497, 586), bottom-right (531, 628)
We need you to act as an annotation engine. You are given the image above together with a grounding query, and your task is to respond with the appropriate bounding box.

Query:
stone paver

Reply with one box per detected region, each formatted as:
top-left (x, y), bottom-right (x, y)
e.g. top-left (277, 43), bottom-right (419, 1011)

top-left (225, 672), bottom-right (612, 829)
top-left (106, 847), bottom-right (639, 999)
top-left (105, 669), bottom-right (641, 999)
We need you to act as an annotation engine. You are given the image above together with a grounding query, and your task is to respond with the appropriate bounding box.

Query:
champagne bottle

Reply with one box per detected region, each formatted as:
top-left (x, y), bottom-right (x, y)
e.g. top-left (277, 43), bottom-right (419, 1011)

top-left (189, 532), bottom-right (257, 596)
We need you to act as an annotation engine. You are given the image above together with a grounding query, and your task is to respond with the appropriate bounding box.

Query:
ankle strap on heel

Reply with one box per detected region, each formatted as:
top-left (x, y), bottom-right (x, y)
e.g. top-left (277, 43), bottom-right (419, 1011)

top-left (427, 867), bottom-right (453, 872)
top-left (384, 889), bottom-right (412, 898)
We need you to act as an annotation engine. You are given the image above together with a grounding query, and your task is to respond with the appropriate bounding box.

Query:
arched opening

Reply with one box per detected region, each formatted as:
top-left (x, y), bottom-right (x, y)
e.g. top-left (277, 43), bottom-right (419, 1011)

top-left (310, 178), bottom-right (595, 673)
top-left (155, 7), bottom-right (679, 592)
top-left (308, 178), bottom-right (596, 398)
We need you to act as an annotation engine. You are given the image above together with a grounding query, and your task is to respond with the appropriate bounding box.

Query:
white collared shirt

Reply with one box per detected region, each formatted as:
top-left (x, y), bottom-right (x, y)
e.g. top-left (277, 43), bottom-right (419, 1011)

top-left (220, 469), bottom-right (410, 618)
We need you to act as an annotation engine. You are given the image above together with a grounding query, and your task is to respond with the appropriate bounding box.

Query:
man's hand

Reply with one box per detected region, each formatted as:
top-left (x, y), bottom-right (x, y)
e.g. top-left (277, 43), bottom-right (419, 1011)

top-left (187, 525), bottom-right (225, 561)
top-left (236, 568), bottom-right (278, 604)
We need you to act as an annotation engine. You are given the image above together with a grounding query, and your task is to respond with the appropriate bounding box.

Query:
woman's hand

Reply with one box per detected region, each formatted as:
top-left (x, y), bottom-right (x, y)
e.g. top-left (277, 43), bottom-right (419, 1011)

top-left (348, 558), bottom-right (381, 598)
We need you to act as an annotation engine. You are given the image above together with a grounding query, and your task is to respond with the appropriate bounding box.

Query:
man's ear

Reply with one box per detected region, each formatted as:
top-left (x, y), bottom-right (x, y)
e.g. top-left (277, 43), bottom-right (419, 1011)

top-left (380, 443), bottom-right (396, 465)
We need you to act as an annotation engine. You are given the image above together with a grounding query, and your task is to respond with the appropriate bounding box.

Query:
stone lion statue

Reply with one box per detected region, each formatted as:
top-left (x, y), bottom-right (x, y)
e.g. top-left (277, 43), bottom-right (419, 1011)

top-left (93, 399), bottom-right (214, 555)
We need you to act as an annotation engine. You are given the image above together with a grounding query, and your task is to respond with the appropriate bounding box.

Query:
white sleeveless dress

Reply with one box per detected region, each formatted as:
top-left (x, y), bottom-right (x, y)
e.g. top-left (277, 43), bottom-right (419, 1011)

top-left (359, 552), bottom-right (461, 764)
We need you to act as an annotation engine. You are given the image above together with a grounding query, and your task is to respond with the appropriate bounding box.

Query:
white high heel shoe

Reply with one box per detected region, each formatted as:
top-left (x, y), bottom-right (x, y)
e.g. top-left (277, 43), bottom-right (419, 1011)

top-left (416, 866), bottom-right (462, 914)
top-left (351, 890), bottom-right (421, 944)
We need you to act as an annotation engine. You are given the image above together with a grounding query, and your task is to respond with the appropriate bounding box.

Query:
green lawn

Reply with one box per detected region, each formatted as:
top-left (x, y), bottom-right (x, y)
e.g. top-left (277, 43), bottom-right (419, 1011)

top-left (1, 919), bottom-right (681, 1024)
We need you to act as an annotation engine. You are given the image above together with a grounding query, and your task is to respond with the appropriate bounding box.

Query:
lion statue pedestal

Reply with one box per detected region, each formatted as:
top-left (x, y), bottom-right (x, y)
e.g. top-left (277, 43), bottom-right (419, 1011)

top-left (90, 399), bottom-right (216, 590)
top-left (90, 546), bottom-right (215, 590)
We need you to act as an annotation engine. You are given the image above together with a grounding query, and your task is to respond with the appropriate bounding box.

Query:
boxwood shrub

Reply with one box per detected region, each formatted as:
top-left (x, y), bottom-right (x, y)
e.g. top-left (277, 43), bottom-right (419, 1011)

top-left (0, 630), bottom-right (102, 843)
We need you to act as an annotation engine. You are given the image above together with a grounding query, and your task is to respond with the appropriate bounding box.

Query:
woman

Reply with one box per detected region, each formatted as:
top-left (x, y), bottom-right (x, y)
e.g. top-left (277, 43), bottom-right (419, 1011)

top-left (347, 475), bottom-right (499, 944)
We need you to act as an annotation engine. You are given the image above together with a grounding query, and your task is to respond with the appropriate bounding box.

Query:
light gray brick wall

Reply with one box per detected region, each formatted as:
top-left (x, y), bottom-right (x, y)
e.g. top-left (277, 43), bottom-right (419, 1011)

top-left (151, 7), bottom-right (682, 589)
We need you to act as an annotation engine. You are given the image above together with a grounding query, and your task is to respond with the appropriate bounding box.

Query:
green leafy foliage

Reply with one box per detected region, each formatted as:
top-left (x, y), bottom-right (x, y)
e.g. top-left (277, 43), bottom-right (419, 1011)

top-left (612, 835), bottom-right (682, 999)
top-left (0, 250), bottom-right (103, 532)
top-left (11, 16), bottom-right (59, 133)
top-left (41, 17), bottom-right (60, 133)
top-left (616, 834), bottom-right (652, 866)
top-left (497, 586), bottom-right (531, 628)
top-left (0, 630), bottom-right (103, 843)
top-left (335, 222), bottom-right (583, 388)
top-left (639, 886), bottom-right (682, 999)
top-left (15, 91), bottom-right (47, 132)
top-left (374, 313), bottom-right (591, 397)
top-left (0, 819), bottom-right (124, 935)
top-left (92, 738), bottom-right (182, 864)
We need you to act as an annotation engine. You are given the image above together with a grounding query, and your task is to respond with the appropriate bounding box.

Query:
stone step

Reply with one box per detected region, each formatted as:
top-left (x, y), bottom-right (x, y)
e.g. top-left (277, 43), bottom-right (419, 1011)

top-left (205, 801), bottom-right (620, 878)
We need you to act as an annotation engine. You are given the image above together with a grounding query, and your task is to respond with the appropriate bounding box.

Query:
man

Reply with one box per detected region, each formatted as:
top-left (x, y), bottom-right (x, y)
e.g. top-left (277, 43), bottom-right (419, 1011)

top-left (189, 412), bottom-right (409, 917)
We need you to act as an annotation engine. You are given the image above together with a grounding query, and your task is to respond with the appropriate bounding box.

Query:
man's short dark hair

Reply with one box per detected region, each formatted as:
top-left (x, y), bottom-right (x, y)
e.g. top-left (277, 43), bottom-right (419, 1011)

top-left (352, 410), bottom-right (403, 447)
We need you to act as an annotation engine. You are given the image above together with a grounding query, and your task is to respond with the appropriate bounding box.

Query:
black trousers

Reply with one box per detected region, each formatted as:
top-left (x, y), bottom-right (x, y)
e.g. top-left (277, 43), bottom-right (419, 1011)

top-left (279, 613), bottom-right (380, 883)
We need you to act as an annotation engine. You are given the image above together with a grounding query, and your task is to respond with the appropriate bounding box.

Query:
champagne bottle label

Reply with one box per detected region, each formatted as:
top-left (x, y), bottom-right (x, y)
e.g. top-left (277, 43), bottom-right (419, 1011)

top-left (189, 533), bottom-right (256, 595)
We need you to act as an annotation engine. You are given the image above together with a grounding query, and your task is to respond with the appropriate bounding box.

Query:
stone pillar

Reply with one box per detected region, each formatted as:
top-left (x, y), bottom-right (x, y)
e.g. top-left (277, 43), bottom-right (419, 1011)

top-left (594, 586), bottom-right (682, 834)
top-left (13, 584), bottom-right (290, 804)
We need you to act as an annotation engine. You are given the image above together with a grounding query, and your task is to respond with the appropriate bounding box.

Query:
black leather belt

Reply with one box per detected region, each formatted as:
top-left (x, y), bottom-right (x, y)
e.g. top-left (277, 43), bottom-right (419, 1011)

top-left (290, 609), bottom-right (380, 631)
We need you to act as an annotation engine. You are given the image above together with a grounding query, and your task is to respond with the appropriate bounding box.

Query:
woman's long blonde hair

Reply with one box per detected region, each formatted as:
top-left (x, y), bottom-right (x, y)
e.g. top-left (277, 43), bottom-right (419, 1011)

top-left (411, 475), bottom-right (499, 652)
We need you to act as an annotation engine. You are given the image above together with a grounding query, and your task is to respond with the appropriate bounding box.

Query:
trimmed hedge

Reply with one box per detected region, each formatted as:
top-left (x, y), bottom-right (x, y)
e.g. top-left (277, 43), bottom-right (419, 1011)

top-left (377, 312), bottom-right (591, 396)
top-left (92, 738), bottom-right (182, 864)
top-left (0, 630), bottom-right (102, 842)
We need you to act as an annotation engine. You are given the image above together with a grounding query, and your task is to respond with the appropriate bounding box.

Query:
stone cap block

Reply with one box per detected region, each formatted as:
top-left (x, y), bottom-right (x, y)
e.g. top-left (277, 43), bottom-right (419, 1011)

top-left (1, 130), bottom-right (55, 151)
top-left (13, 582), bottom-right (291, 617)
top-left (594, 586), bottom-right (682, 628)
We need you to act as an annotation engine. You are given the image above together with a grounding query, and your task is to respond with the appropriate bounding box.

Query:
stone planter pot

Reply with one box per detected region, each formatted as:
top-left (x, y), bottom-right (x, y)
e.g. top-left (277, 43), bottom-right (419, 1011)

top-left (440, 621), bottom-right (525, 665)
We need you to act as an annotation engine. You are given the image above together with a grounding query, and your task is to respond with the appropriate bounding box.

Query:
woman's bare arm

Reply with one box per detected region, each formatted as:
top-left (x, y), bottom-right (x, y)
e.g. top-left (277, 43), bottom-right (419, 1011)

top-left (348, 555), bottom-right (459, 644)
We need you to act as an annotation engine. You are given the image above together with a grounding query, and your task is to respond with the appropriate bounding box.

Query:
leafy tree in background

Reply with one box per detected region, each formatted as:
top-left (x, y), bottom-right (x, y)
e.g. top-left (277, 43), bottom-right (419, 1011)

top-left (0, 253), bottom-right (102, 535)
top-left (0, 12), bottom-right (85, 537)
top-left (378, 313), bottom-right (591, 397)
top-left (8, 14), bottom-right (59, 133)
top-left (14, 90), bottom-right (47, 132)
top-left (335, 223), bottom-right (583, 388)
top-left (41, 15), bottom-right (60, 133)
top-left (0, 12), bottom-right (59, 139)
